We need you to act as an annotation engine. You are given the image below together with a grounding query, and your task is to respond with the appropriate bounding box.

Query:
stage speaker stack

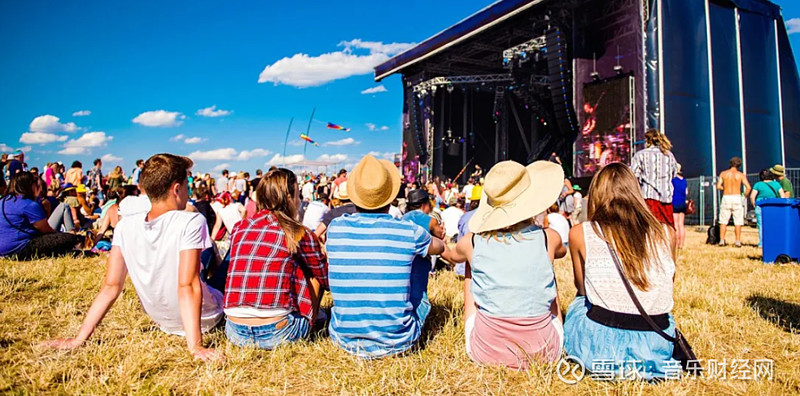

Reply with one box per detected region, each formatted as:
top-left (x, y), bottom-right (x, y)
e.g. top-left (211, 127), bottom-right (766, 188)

top-left (446, 140), bottom-right (461, 156)
top-left (545, 27), bottom-right (578, 139)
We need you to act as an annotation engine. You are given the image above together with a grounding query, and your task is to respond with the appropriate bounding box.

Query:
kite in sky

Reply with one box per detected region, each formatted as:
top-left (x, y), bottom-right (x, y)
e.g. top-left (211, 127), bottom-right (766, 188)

top-left (300, 134), bottom-right (319, 146)
top-left (326, 122), bottom-right (350, 132)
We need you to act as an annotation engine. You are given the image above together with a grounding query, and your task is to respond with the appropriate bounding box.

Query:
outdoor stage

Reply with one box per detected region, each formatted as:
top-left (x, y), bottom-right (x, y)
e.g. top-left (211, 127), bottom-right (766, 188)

top-left (374, 0), bottom-right (800, 184)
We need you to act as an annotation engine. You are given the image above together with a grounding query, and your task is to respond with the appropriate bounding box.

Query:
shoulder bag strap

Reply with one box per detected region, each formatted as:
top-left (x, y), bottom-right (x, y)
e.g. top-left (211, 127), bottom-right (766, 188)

top-left (597, 226), bottom-right (676, 343)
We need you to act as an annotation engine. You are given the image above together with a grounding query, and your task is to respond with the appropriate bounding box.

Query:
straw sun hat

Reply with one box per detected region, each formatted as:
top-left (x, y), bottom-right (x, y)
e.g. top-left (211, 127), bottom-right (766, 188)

top-left (468, 160), bottom-right (564, 234)
top-left (347, 154), bottom-right (401, 210)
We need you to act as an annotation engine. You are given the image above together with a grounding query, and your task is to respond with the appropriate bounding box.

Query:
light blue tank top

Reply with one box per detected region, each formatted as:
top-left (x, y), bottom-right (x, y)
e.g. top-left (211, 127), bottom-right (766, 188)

top-left (471, 225), bottom-right (556, 317)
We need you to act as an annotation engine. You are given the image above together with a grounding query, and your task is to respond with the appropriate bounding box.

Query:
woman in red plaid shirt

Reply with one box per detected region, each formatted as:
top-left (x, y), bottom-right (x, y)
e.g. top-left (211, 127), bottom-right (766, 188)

top-left (224, 168), bottom-right (328, 350)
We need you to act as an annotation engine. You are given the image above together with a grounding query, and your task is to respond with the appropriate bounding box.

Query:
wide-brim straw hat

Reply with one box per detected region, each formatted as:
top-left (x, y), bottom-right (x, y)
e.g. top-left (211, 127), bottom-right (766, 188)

top-left (469, 160), bottom-right (564, 234)
top-left (770, 164), bottom-right (785, 177)
top-left (347, 154), bottom-right (401, 210)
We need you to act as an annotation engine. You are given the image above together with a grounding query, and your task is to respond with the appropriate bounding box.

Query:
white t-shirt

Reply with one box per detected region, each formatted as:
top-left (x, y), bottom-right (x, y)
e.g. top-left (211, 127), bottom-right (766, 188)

top-left (219, 202), bottom-right (244, 233)
top-left (111, 210), bottom-right (222, 335)
top-left (302, 182), bottom-right (315, 202)
top-left (302, 200), bottom-right (329, 230)
top-left (440, 206), bottom-right (464, 238)
top-left (462, 184), bottom-right (475, 204)
top-left (217, 176), bottom-right (229, 192)
top-left (118, 195), bottom-right (151, 217)
top-left (388, 205), bottom-right (403, 219)
top-left (233, 178), bottom-right (246, 193)
top-left (546, 213), bottom-right (570, 247)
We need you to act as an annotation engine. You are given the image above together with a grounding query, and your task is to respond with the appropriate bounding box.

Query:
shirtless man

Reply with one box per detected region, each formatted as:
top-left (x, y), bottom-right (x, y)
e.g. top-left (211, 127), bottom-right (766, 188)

top-left (716, 157), bottom-right (751, 247)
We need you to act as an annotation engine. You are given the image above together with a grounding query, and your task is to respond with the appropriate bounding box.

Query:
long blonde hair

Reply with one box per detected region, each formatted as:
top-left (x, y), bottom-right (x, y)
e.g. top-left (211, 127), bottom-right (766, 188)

top-left (110, 166), bottom-right (123, 178)
top-left (257, 169), bottom-right (305, 253)
top-left (479, 218), bottom-right (535, 244)
top-left (588, 163), bottom-right (669, 291)
top-left (645, 129), bottom-right (672, 155)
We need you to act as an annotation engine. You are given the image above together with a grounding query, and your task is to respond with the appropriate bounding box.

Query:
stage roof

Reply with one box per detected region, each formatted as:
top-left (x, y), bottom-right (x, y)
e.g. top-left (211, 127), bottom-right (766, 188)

top-left (373, 0), bottom-right (782, 81)
top-left (373, 0), bottom-right (546, 81)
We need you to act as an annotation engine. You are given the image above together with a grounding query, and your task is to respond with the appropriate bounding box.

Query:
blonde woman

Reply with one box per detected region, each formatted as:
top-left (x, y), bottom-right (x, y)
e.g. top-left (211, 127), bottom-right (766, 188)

top-left (631, 129), bottom-right (678, 226)
top-left (107, 166), bottom-right (125, 190)
top-left (565, 162), bottom-right (678, 379)
top-left (449, 160), bottom-right (567, 369)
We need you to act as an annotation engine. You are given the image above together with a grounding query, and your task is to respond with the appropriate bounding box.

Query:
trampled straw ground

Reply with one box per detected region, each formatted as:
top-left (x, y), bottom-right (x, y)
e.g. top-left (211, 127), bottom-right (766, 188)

top-left (1, 229), bottom-right (798, 395)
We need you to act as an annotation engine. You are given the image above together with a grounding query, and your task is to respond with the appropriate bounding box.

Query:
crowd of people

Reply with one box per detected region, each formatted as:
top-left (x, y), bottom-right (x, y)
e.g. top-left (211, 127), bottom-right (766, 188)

top-left (0, 127), bottom-right (790, 379)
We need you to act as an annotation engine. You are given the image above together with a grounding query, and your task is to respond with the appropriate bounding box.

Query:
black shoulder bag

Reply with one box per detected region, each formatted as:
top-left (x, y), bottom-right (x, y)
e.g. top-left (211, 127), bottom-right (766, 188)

top-left (599, 227), bottom-right (701, 373)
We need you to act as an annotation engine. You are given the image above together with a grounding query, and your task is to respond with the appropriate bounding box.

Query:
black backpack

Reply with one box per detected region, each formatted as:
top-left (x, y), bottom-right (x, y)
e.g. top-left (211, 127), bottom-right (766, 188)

top-left (706, 223), bottom-right (720, 245)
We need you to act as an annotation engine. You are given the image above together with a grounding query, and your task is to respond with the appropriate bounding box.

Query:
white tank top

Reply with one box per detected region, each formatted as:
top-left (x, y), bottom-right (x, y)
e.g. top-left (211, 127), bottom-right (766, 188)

top-left (582, 222), bottom-right (675, 315)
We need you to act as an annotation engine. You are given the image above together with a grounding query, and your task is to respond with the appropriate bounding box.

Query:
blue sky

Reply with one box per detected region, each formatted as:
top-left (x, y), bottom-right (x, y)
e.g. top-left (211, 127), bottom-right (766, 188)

top-left (1, 0), bottom-right (798, 176)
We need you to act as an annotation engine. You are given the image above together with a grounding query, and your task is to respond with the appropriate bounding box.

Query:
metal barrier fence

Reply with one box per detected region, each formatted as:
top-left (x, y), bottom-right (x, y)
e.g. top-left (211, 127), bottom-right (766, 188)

top-left (685, 168), bottom-right (798, 226)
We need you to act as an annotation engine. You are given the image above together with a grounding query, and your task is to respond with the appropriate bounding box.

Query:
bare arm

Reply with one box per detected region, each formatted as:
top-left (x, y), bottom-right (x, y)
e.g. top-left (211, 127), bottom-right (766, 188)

top-left (742, 174), bottom-right (752, 196)
top-left (177, 249), bottom-right (220, 361)
top-left (716, 173), bottom-right (724, 191)
top-left (428, 217), bottom-right (445, 240)
top-left (568, 225), bottom-right (586, 296)
top-left (750, 189), bottom-right (758, 207)
top-left (545, 228), bottom-right (567, 260)
top-left (31, 219), bottom-right (56, 234)
top-left (446, 233), bottom-right (473, 264)
top-left (210, 214), bottom-right (223, 240)
top-left (42, 246), bottom-right (127, 349)
top-left (426, 236), bottom-right (445, 257)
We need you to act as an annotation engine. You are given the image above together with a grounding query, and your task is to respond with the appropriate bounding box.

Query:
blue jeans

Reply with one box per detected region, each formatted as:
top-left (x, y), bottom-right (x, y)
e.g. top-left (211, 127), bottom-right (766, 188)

top-left (755, 206), bottom-right (763, 248)
top-left (225, 311), bottom-right (310, 350)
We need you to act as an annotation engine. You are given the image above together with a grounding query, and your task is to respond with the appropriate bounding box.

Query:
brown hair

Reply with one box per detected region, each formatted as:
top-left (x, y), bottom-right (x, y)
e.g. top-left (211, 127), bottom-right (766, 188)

top-left (729, 157), bottom-right (742, 169)
top-left (139, 153), bottom-right (192, 202)
top-left (644, 129), bottom-right (672, 155)
top-left (110, 165), bottom-right (123, 178)
top-left (256, 169), bottom-right (305, 253)
top-left (587, 163), bottom-right (669, 291)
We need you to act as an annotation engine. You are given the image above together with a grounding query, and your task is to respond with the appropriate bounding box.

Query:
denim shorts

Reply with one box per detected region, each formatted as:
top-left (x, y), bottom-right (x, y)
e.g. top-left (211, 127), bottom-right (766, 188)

top-left (225, 311), bottom-right (310, 350)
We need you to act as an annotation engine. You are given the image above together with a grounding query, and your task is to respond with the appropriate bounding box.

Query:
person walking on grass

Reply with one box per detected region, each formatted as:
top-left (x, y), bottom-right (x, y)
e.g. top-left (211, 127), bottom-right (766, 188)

top-left (716, 157), bottom-right (751, 247)
top-left (631, 129), bottom-right (678, 226)
top-left (224, 168), bottom-right (328, 350)
top-left (448, 160), bottom-right (567, 369)
top-left (43, 154), bottom-right (224, 362)
top-left (326, 154), bottom-right (449, 358)
top-left (564, 163), bottom-right (678, 380)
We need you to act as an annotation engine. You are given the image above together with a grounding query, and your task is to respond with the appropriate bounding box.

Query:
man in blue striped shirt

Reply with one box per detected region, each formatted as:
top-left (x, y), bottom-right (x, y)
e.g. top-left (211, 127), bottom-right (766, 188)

top-left (327, 155), bottom-right (446, 358)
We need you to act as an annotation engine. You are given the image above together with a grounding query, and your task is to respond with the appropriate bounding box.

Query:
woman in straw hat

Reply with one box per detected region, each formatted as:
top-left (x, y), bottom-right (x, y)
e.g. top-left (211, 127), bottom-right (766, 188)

top-left (564, 163), bottom-right (678, 379)
top-left (448, 160), bottom-right (567, 369)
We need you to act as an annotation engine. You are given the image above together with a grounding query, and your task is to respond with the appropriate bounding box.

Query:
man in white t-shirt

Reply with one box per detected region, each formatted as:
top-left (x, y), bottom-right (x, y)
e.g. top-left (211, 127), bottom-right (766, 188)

top-left (462, 178), bottom-right (475, 206)
top-left (440, 197), bottom-right (465, 242)
top-left (217, 170), bottom-right (229, 193)
top-left (43, 154), bottom-right (223, 362)
top-left (302, 195), bottom-right (330, 230)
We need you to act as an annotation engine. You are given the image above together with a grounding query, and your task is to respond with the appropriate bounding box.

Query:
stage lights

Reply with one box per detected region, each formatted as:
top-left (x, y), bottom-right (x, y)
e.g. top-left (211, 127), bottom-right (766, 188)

top-left (591, 71), bottom-right (601, 82)
top-left (614, 65), bottom-right (624, 75)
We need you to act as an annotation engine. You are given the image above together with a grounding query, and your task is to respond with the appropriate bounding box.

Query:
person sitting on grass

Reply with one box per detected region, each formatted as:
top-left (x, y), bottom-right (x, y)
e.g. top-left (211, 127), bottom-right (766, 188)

top-left (326, 154), bottom-right (448, 359)
top-left (564, 162), bottom-right (678, 379)
top-left (448, 160), bottom-right (567, 370)
top-left (0, 172), bottom-right (81, 260)
top-left (92, 185), bottom-right (139, 244)
top-left (43, 153), bottom-right (224, 361)
top-left (224, 168), bottom-right (328, 350)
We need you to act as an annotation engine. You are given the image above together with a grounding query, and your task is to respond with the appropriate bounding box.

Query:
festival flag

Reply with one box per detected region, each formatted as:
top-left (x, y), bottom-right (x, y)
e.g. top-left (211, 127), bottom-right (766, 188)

top-left (300, 134), bottom-right (319, 146)
top-left (326, 122), bottom-right (350, 132)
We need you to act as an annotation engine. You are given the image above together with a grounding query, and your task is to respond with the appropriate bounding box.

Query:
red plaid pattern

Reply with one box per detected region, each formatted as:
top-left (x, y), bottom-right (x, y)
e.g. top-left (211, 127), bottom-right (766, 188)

top-left (223, 210), bottom-right (328, 320)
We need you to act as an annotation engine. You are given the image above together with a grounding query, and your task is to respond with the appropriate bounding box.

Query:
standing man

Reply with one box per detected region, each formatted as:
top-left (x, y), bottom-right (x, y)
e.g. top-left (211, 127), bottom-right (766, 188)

top-left (770, 164), bottom-right (794, 198)
top-left (87, 158), bottom-right (104, 203)
top-left (716, 157), bottom-right (751, 247)
top-left (132, 159), bottom-right (144, 186)
top-left (217, 169), bottom-right (229, 193)
top-left (631, 129), bottom-right (678, 226)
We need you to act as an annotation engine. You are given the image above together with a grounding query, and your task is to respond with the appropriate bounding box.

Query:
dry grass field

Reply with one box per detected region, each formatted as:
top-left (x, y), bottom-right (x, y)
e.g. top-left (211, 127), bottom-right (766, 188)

top-left (0, 228), bottom-right (798, 395)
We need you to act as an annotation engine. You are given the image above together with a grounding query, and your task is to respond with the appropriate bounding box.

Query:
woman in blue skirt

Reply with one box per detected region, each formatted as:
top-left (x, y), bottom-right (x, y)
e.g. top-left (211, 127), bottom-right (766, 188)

top-left (565, 163), bottom-right (678, 380)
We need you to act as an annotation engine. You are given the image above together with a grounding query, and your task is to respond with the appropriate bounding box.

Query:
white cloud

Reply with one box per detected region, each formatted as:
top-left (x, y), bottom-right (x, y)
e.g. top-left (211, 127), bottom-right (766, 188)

top-left (212, 163), bottom-right (231, 172)
top-left (170, 134), bottom-right (186, 142)
top-left (101, 154), bottom-right (123, 162)
top-left (361, 85), bottom-right (388, 95)
top-left (189, 148), bottom-right (271, 161)
top-left (287, 140), bottom-right (304, 147)
top-left (29, 115), bottom-right (79, 133)
top-left (184, 137), bottom-right (207, 144)
top-left (367, 151), bottom-right (396, 160)
top-left (0, 143), bottom-right (13, 152)
top-left (323, 137), bottom-right (358, 147)
top-left (788, 18), bottom-right (800, 34)
top-left (196, 105), bottom-right (231, 117)
top-left (20, 132), bottom-right (68, 145)
top-left (58, 147), bottom-right (89, 155)
top-left (266, 153), bottom-right (306, 166)
top-left (63, 131), bottom-right (113, 149)
top-left (366, 123), bottom-right (390, 132)
top-left (258, 39), bottom-right (414, 88)
top-left (236, 148), bottom-right (272, 161)
top-left (19, 146), bottom-right (32, 153)
top-left (72, 110), bottom-right (91, 117)
top-left (317, 153), bottom-right (348, 163)
top-left (133, 110), bottom-right (185, 127)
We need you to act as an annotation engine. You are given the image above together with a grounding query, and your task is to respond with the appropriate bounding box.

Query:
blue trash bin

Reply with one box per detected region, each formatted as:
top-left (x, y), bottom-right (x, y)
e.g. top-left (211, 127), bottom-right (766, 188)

top-left (756, 198), bottom-right (800, 263)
